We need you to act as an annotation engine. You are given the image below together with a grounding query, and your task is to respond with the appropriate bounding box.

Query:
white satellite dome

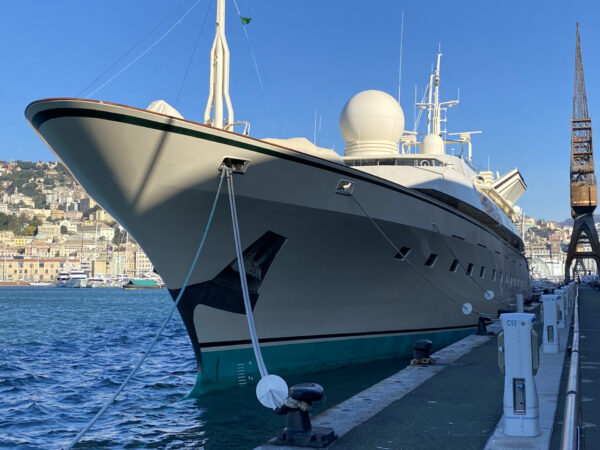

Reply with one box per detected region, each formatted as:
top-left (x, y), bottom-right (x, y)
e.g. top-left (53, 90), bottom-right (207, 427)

top-left (339, 90), bottom-right (404, 156)
top-left (420, 133), bottom-right (444, 155)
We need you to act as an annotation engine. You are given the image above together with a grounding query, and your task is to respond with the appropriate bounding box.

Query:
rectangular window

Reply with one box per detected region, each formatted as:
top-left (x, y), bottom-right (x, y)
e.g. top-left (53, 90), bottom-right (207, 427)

top-left (466, 263), bottom-right (474, 276)
top-left (394, 247), bottom-right (411, 260)
top-left (480, 266), bottom-right (486, 278)
top-left (492, 269), bottom-right (497, 281)
top-left (425, 254), bottom-right (438, 267)
top-left (449, 259), bottom-right (459, 272)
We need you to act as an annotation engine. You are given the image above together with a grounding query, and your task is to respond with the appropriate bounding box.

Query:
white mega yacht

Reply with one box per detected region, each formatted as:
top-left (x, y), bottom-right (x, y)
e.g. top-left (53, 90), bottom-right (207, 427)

top-left (26, 0), bottom-right (529, 393)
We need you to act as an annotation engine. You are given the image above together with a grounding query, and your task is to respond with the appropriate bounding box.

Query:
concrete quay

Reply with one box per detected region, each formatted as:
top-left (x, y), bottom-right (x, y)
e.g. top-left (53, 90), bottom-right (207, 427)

top-left (257, 286), bottom-right (598, 450)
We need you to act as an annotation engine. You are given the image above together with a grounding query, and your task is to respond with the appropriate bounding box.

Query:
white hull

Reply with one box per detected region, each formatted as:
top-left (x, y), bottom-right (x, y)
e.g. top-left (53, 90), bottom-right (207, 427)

top-left (26, 99), bottom-right (530, 388)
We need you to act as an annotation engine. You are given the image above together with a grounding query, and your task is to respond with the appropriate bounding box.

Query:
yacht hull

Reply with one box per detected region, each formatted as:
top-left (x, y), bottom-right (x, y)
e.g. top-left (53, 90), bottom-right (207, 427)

top-left (26, 99), bottom-right (530, 392)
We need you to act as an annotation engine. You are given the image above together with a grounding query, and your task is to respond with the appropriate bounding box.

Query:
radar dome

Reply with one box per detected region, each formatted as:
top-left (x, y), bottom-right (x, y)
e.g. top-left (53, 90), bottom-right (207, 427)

top-left (339, 90), bottom-right (404, 156)
top-left (421, 133), bottom-right (444, 155)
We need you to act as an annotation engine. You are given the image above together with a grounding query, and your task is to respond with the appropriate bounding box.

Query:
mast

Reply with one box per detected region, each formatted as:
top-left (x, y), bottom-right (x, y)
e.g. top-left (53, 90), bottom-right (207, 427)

top-left (204, 0), bottom-right (234, 129)
top-left (417, 52), bottom-right (458, 138)
top-left (432, 52), bottom-right (442, 136)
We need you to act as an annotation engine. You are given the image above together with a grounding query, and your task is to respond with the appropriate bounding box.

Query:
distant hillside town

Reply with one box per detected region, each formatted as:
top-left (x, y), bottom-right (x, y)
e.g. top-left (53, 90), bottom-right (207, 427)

top-left (523, 215), bottom-right (599, 281)
top-left (0, 160), bottom-right (158, 285)
top-left (0, 159), bottom-right (584, 285)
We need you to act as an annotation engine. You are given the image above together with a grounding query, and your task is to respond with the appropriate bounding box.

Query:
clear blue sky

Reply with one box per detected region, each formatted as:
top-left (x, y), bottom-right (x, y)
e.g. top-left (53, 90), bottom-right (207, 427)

top-left (3, 0), bottom-right (599, 221)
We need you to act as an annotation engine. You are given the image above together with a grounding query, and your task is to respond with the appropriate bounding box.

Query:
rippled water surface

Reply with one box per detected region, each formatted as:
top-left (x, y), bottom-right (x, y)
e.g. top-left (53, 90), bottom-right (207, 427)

top-left (0, 287), bottom-right (408, 449)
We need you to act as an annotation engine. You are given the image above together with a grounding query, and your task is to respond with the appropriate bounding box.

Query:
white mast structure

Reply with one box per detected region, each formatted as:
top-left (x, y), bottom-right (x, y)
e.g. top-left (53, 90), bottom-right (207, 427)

top-left (417, 52), bottom-right (459, 138)
top-left (417, 52), bottom-right (481, 162)
top-left (204, 0), bottom-right (234, 130)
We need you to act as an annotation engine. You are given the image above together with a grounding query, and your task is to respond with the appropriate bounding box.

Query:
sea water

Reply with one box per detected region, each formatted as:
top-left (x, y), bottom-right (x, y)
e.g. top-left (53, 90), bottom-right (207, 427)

top-left (0, 287), bottom-right (409, 449)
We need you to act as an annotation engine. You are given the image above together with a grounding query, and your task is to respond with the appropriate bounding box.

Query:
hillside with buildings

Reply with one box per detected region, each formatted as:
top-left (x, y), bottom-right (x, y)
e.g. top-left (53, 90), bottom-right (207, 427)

top-left (522, 215), bottom-right (595, 280)
top-left (0, 160), bottom-right (155, 284)
top-left (0, 159), bottom-right (584, 285)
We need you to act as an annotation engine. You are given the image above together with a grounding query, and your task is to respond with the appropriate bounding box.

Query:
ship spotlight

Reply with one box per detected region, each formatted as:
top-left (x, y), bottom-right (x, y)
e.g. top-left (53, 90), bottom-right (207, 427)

top-left (484, 290), bottom-right (495, 300)
top-left (256, 374), bottom-right (288, 409)
top-left (461, 303), bottom-right (473, 315)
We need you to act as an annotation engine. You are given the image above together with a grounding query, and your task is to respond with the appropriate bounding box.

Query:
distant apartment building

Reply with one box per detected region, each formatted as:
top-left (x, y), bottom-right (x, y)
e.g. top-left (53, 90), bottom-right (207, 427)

top-left (37, 224), bottom-right (61, 238)
top-left (18, 207), bottom-right (51, 220)
top-left (50, 209), bottom-right (64, 220)
top-left (89, 209), bottom-right (114, 223)
top-left (0, 230), bottom-right (14, 245)
top-left (0, 257), bottom-right (73, 282)
top-left (64, 210), bottom-right (83, 221)
top-left (134, 250), bottom-right (153, 275)
top-left (79, 196), bottom-right (97, 212)
top-left (78, 224), bottom-right (115, 242)
top-left (526, 244), bottom-right (551, 258)
top-left (549, 230), bottom-right (563, 243)
top-left (59, 220), bottom-right (78, 234)
top-left (9, 193), bottom-right (34, 207)
top-left (92, 259), bottom-right (108, 278)
top-left (12, 236), bottom-right (33, 249)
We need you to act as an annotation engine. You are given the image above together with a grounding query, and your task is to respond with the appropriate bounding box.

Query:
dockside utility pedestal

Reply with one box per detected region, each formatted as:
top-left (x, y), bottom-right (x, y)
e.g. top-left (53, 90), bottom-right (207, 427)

top-left (498, 313), bottom-right (540, 437)
top-left (516, 293), bottom-right (524, 313)
top-left (560, 286), bottom-right (572, 321)
top-left (542, 295), bottom-right (560, 353)
top-left (554, 289), bottom-right (567, 328)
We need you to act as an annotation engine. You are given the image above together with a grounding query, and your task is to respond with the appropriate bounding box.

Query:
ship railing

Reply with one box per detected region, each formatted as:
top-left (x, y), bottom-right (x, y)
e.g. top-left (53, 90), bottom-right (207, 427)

top-left (560, 289), bottom-right (581, 450)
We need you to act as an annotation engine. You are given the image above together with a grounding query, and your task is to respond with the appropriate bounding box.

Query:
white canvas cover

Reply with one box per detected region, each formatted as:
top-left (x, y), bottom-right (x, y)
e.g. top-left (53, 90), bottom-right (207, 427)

top-left (146, 100), bottom-right (184, 119)
top-left (263, 137), bottom-right (343, 164)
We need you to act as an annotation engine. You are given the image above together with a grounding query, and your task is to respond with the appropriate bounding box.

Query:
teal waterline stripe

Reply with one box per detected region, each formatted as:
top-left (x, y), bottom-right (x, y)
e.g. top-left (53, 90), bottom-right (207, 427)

top-left (187, 327), bottom-right (475, 397)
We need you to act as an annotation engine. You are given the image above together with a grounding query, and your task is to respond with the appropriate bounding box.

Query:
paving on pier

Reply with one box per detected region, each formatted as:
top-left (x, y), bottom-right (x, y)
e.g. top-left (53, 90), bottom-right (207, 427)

top-left (256, 298), bottom-right (589, 450)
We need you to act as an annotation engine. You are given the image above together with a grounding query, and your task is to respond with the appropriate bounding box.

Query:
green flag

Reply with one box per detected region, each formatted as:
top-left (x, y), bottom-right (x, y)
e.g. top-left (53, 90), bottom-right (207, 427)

top-left (240, 16), bottom-right (252, 25)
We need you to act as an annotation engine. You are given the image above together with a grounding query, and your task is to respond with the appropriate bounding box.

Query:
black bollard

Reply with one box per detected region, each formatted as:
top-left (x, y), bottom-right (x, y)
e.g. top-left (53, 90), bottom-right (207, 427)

top-left (412, 339), bottom-right (432, 360)
top-left (273, 383), bottom-right (337, 448)
top-left (410, 339), bottom-right (434, 365)
top-left (476, 316), bottom-right (493, 335)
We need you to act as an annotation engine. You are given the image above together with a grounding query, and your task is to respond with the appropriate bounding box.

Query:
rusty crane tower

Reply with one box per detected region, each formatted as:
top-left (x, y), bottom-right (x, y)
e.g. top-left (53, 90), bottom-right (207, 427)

top-left (565, 23), bottom-right (600, 282)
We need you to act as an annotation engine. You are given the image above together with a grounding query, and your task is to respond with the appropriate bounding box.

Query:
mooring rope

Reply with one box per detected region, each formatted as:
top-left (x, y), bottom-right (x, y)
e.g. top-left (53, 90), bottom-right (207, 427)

top-left (175, 0), bottom-right (215, 107)
top-left (224, 168), bottom-right (269, 377)
top-left (84, 0), bottom-right (204, 99)
top-left (349, 193), bottom-right (487, 317)
top-left (77, 0), bottom-right (198, 98)
top-left (64, 172), bottom-right (225, 449)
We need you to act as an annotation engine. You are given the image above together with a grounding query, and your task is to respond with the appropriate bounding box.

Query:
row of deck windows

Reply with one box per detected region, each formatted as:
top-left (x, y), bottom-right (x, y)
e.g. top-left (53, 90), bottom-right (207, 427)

top-left (397, 247), bottom-right (526, 288)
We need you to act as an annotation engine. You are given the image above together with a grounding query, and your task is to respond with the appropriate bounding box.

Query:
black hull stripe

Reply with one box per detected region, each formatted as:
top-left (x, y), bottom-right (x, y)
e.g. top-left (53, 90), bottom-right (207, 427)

top-left (30, 106), bottom-right (523, 256)
top-left (198, 323), bottom-right (477, 348)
